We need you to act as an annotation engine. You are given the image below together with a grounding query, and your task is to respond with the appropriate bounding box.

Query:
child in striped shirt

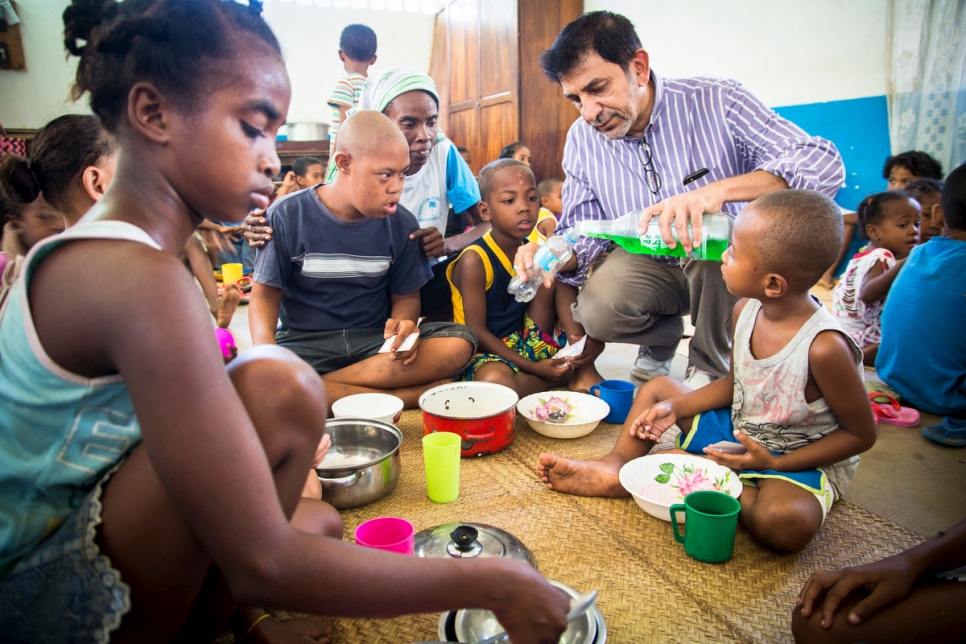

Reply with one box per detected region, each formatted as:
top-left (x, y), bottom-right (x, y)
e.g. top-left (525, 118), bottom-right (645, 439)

top-left (326, 24), bottom-right (377, 145)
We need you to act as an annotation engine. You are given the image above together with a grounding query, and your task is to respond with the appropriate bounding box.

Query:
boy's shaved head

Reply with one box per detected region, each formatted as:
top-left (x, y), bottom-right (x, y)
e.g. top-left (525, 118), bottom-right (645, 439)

top-left (478, 158), bottom-right (532, 202)
top-left (335, 110), bottom-right (408, 160)
top-left (749, 190), bottom-right (843, 292)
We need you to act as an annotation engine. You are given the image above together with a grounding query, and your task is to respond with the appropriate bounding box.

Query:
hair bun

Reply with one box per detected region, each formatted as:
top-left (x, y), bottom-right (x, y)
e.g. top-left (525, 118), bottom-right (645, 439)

top-left (0, 154), bottom-right (42, 205)
top-left (63, 0), bottom-right (119, 56)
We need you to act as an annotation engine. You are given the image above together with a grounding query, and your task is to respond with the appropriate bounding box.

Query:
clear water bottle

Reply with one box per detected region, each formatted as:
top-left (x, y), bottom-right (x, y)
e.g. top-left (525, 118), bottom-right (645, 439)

top-left (575, 211), bottom-right (733, 261)
top-left (507, 229), bottom-right (579, 302)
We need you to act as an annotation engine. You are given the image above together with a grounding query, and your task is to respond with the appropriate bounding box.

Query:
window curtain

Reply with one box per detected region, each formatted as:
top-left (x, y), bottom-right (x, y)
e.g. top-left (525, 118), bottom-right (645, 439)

top-left (889, 0), bottom-right (966, 175)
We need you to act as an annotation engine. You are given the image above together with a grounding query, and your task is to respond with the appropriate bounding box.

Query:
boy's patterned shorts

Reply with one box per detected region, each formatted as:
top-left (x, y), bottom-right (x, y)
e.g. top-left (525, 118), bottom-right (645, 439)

top-left (463, 315), bottom-right (565, 380)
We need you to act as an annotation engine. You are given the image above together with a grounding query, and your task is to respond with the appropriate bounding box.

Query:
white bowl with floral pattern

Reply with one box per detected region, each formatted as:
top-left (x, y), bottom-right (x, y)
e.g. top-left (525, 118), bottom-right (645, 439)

top-left (619, 453), bottom-right (743, 522)
top-left (517, 392), bottom-right (610, 439)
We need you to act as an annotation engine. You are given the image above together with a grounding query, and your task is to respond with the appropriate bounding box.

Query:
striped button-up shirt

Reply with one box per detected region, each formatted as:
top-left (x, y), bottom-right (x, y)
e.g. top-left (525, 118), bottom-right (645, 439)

top-left (557, 70), bottom-right (846, 286)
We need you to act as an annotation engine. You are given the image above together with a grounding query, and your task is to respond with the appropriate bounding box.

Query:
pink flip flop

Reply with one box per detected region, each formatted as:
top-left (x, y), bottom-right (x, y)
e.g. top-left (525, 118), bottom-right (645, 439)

top-left (869, 393), bottom-right (920, 427)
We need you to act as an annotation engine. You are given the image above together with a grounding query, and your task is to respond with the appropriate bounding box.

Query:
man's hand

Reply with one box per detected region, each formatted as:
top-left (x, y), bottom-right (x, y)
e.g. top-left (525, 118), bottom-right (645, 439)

top-left (638, 186), bottom-right (723, 252)
top-left (383, 318), bottom-right (420, 365)
top-left (244, 209), bottom-right (273, 249)
top-left (410, 227), bottom-right (445, 258)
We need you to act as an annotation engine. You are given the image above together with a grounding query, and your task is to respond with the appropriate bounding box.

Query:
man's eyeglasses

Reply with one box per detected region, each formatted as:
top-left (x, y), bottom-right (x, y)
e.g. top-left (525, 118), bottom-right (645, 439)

top-left (636, 138), bottom-right (662, 195)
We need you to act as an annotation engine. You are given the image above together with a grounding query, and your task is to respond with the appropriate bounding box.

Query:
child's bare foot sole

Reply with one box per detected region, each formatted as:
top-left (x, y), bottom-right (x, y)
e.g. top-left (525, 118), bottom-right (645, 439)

top-left (567, 366), bottom-right (604, 394)
top-left (251, 614), bottom-right (332, 644)
top-left (535, 452), bottom-right (628, 497)
top-left (214, 283), bottom-right (242, 328)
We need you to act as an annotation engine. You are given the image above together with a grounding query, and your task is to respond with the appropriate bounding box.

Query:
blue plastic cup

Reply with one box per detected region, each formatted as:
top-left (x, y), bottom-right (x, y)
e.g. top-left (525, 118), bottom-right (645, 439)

top-left (590, 379), bottom-right (636, 424)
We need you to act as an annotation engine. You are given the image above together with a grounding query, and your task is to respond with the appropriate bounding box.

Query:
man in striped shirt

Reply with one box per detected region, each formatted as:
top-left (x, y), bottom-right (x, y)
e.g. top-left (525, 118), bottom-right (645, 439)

top-left (516, 11), bottom-right (844, 391)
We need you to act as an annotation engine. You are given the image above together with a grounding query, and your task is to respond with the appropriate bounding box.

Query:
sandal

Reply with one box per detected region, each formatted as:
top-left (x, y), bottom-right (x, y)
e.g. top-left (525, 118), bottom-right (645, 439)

top-left (869, 393), bottom-right (920, 427)
top-left (865, 380), bottom-right (901, 402)
top-left (922, 417), bottom-right (966, 448)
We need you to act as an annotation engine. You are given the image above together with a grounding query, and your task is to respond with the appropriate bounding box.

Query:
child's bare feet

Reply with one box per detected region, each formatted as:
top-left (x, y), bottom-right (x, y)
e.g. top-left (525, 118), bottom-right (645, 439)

top-left (251, 614), bottom-right (332, 644)
top-left (214, 282), bottom-right (242, 328)
top-left (816, 269), bottom-right (836, 290)
top-left (567, 365), bottom-right (604, 394)
top-left (535, 453), bottom-right (628, 497)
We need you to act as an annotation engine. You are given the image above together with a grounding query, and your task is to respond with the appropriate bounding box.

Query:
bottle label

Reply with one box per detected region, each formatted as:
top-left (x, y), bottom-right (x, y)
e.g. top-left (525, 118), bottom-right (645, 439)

top-left (534, 246), bottom-right (559, 273)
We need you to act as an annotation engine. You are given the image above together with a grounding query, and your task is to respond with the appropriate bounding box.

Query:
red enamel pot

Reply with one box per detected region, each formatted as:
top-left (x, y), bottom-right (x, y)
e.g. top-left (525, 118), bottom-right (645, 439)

top-left (419, 382), bottom-right (519, 458)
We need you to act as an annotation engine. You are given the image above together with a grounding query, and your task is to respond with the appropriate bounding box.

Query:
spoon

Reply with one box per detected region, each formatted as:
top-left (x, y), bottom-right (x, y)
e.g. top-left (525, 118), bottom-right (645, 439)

top-left (416, 589), bottom-right (597, 644)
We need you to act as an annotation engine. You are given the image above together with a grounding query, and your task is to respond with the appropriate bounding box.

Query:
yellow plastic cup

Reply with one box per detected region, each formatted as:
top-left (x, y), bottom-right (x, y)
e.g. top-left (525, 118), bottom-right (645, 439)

top-left (422, 432), bottom-right (461, 503)
top-left (221, 262), bottom-right (243, 286)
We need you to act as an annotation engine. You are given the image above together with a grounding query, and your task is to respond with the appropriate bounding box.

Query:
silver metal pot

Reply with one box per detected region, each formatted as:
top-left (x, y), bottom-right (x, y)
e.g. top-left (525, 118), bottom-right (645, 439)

top-left (287, 121), bottom-right (329, 141)
top-left (315, 418), bottom-right (402, 509)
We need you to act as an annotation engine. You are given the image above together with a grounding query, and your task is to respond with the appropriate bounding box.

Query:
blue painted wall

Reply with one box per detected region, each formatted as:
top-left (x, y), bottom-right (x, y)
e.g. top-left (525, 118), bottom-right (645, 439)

top-left (774, 95), bottom-right (891, 211)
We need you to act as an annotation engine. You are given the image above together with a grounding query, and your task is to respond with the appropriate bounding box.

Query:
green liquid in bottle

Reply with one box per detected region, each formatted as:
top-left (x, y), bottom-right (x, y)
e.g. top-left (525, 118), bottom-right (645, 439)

top-left (584, 232), bottom-right (730, 261)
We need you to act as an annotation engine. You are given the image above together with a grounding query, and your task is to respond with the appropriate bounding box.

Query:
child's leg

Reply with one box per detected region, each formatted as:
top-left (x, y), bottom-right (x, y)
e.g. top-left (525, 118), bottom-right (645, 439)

top-left (322, 334), bottom-right (475, 408)
top-left (474, 360), bottom-right (552, 399)
top-left (553, 282), bottom-right (604, 392)
top-left (738, 478), bottom-right (825, 552)
top-left (536, 376), bottom-right (693, 497)
top-left (791, 580), bottom-right (966, 644)
top-left (819, 220), bottom-right (856, 288)
top-left (97, 346), bottom-right (332, 641)
top-left (862, 342), bottom-right (878, 367)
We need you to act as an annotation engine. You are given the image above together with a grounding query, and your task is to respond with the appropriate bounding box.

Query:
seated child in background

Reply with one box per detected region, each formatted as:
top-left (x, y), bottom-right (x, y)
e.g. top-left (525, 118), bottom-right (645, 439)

top-left (327, 23), bottom-right (377, 146)
top-left (457, 145), bottom-right (473, 171)
top-left (905, 177), bottom-right (944, 244)
top-left (0, 114), bottom-right (240, 327)
top-left (877, 162), bottom-right (966, 445)
top-left (275, 155), bottom-right (325, 198)
top-left (448, 159), bottom-right (597, 396)
top-left (820, 150), bottom-right (943, 287)
top-left (832, 191), bottom-right (920, 366)
top-left (250, 111), bottom-right (477, 407)
top-left (538, 190), bottom-right (876, 552)
top-left (499, 141), bottom-right (531, 166)
top-left (0, 192), bottom-right (64, 260)
top-left (792, 517), bottom-right (966, 643)
top-left (527, 178), bottom-right (562, 244)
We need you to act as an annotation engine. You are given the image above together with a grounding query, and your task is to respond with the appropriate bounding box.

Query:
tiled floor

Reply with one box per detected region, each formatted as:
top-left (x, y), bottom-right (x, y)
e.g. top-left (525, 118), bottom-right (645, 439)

top-left (227, 285), bottom-right (965, 537)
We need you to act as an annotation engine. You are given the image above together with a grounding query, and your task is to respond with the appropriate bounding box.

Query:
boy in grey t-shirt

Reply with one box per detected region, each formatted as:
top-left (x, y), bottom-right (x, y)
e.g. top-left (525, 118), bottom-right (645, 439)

top-left (251, 111), bottom-right (476, 407)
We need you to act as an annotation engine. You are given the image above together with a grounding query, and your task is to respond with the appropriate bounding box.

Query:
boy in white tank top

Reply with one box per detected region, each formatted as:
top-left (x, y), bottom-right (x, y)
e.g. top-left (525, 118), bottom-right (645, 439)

top-left (537, 190), bottom-right (876, 552)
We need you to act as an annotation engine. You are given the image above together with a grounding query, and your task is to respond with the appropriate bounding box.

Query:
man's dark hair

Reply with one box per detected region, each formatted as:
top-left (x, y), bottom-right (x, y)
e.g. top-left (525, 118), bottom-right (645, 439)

top-left (292, 156), bottom-right (322, 178)
top-left (882, 151), bottom-right (943, 181)
top-left (340, 24), bottom-right (377, 62)
top-left (941, 162), bottom-right (966, 231)
top-left (539, 11), bottom-right (641, 83)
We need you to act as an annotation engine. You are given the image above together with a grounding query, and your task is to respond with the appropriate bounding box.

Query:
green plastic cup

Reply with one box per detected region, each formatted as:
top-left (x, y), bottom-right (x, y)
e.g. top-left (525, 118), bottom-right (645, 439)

top-left (422, 432), bottom-right (461, 503)
top-left (669, 490), bottom-right (740, 563)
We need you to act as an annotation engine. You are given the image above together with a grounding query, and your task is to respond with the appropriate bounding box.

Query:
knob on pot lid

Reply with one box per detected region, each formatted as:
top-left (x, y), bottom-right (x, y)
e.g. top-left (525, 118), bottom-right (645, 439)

top-left (413, 522), bottom-right (537, 568)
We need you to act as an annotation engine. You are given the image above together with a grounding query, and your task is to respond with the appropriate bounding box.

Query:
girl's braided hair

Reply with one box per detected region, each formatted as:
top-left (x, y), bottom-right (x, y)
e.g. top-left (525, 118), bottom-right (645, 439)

top-left (63, 0), bottom-right (281, 132)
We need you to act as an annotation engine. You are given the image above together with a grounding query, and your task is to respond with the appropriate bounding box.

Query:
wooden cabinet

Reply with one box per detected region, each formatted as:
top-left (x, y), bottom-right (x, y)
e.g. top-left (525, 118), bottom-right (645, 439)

top-left (430, 0), bottom-right (582, 183)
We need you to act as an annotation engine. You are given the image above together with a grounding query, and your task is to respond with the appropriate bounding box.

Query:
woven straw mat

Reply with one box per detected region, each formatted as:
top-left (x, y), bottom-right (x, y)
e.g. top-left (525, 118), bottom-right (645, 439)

top-left (264, 409), bottom-right (924, 644)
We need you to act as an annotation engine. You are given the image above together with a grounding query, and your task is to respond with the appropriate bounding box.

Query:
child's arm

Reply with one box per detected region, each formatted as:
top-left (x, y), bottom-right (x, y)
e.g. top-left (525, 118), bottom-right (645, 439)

top-left (452, 251), bottom-right (569, 382)
top-left (536, 217), bottom-right (556, 239)
top-left (384, 290), bottom-right (421, 364)
top-left (707, 329), bottom-right (876, 472)
top-left (859, 257), bottom-right (905, 304)
top-left (631, 298), bottom-right (750, 441)
top-left (249, 282), bottom-right (282, 346)
top-left (797, 518), bottom-right (966, 628)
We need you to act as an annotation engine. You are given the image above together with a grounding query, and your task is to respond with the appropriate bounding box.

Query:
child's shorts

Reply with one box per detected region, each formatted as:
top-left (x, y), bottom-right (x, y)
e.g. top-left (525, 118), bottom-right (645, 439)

top-left (463, 315), bottom-right (565, 381)
top-left (0, 463), bottom-right (131, 643)
top-left (676, 407), bottom-right (835, 522)
top-left (277, 322), bottom-right (478, 375)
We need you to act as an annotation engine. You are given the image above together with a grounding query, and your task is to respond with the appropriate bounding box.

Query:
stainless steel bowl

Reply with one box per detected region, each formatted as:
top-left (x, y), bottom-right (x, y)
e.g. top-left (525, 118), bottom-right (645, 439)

top-left (315, 418), bottom-right (402, 509)
top-left (453, 580), bottom-right (596, 644)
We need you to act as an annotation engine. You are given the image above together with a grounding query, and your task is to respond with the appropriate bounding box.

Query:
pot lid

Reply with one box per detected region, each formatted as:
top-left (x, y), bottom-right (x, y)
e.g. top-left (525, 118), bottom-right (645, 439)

top-left (413, 522), bottom-right (537, 568)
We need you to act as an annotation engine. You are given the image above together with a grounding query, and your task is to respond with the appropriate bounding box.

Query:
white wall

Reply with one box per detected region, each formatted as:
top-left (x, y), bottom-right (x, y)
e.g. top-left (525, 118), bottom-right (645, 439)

top-left (587, 0), bottom-right (890, 107)
top-left (0, 0), bottom-right (437, 128)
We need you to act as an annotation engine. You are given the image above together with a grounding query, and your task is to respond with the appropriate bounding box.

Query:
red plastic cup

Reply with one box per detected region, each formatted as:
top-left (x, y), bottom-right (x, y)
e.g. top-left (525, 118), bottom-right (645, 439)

top-left (354, 517), bottom-right (415, 555)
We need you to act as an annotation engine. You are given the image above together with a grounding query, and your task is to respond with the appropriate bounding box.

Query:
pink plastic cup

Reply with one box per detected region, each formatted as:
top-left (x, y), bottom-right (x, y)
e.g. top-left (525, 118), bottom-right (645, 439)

top-left (354, 517), bottom-right (415, 555)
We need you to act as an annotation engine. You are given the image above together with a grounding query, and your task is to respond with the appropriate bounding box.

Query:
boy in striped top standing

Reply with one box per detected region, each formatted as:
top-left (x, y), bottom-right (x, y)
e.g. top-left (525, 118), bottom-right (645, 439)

top-left (327, 24), bottom-right (377, 146)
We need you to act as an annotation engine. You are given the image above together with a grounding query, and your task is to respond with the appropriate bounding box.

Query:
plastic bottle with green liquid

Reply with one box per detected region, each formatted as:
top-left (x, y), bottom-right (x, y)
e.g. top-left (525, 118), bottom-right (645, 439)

top-left (574, 211), bottom-right (733, 261)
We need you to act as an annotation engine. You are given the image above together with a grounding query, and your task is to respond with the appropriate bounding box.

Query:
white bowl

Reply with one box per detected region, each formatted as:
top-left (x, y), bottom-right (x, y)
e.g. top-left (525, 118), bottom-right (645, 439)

top-left (618, 453), bottom-right (743, 522)
top-left (331, 393), bottom-right (404, 425)
top-left (517, 392), bottom-right (610, 439)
